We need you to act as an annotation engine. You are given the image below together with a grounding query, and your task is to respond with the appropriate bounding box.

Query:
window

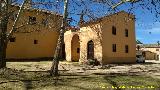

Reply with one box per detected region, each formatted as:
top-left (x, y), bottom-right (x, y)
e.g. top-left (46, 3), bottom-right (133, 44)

top-left (34, 40), bottom-right (38, 44)
top-left (9, 37), bottom-right (16, 42)
top-left (112, 44), bottom-right (116, 52)
top-left (77, 48), bottom-right (80, 53)
top-left (125, 29), bottom-right (128, 37)
top-left (125, 45), bottom-right (129, 53)
top-left (29, 16), bottom-right (36, 24)
top-left (156, 49), bottom-right (159, 51)
top-left (112, 26), bottom-right (116, 35)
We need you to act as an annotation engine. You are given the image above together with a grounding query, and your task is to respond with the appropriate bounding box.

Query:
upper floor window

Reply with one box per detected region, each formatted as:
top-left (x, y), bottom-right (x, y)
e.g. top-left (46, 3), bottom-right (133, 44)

top-left (156, 49), bottom-right (159, 51)
top-left (34, 40), bottom-right (38, 44)
top-left (9, 37), bottom-right (16, 42)
top-left (112, 26), bottom-right (116, 35)
top-left (29, 16), bottom-right (36, 24)
top-left (112, 44), bottom-right (116, 52)
top-left (125, 29), bottom-right (128, 37)
top-left (125, 45), bottom-right (129, 53)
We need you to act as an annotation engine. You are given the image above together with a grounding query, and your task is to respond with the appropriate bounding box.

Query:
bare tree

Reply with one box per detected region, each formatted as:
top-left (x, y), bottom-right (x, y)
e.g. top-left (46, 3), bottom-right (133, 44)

top-left (1, 0), bottom-right (160, 75)
top-left (157, 41), bottom-right (160, 46)
top-left (50, 0), bottom-right (69, 76)
top-left (0, 0), bottom-right (62, 69)
top-left (0, 0), bottom-right (32, 68)
top-left (49, 0), bottom-right (160, 76)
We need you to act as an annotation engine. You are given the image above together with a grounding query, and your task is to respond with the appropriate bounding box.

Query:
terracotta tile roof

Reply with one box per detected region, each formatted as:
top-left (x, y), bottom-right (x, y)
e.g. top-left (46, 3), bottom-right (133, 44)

top-left (66, 26), bottom-right (80, 32)
top-left (142, 44), bottom-right (160, 48)
top-left (80, 10), bottom-right (135, 27)
top-left (10, 3), bottom-right (62, 16)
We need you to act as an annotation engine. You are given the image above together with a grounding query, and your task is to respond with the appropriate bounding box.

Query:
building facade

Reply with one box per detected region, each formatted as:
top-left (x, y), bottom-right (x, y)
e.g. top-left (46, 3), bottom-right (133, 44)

top-left (144, 51), bottom-right (157, 60)
top-left (140, 44), bottom-right (160, 60)
top-left (5, 3), bottom-right (136, 64)
top-left (64, 11), bottom-right (136, 64)
top-left (6, 4), bottom-right (62, 60)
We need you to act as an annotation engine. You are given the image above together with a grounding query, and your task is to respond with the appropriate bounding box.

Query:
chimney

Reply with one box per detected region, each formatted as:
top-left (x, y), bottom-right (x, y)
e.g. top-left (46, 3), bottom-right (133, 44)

top-left (24, 0), bottom-right (32, 9)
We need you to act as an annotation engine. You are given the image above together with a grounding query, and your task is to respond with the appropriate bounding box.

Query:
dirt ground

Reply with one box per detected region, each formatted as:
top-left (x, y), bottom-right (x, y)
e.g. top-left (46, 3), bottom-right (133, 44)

top-left (0, 60), bottom-right (160, 90)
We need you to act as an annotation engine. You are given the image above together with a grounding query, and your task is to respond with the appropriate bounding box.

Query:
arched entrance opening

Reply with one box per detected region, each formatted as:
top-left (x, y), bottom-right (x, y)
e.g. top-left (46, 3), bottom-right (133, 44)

top-left (71, 34), bottom-right (80, 62)
top-left (87, 40), bottom-right (94, 59)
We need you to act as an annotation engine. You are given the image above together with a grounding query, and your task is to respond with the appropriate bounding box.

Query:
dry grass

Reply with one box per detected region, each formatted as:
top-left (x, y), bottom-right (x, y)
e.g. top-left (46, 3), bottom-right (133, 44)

top-left (0, 61), bottom-right (160, 90)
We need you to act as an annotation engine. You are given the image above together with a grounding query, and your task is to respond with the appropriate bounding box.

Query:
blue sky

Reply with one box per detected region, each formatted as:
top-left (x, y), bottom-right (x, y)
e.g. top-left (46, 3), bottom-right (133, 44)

top-left (115, 1), bottom-right (160, 44)
top-left (135, 8), bottom-right (160, 44)
top-left (15, 0), bottom-right (160, 44)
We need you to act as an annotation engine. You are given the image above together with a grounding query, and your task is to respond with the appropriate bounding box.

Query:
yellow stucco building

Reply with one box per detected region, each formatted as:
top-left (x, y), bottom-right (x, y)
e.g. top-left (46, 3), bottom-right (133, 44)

top-left (5, 3), bottom-right (136, 64)
top-left (64, 11), bottom-right (136, 64)
top-left (139, 44), bottom-right (160, 60)
top-left (6, 4), bottom-right (61, 60)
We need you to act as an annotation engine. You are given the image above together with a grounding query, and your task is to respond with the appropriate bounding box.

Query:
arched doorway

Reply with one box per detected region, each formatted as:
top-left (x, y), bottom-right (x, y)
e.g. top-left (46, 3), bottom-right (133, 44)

top-left (87, 40), bottom-right (94, 59)
top-left (71, 34), bottom-right (80, 62)
top-left (60, 44), bottom-right (66, 60)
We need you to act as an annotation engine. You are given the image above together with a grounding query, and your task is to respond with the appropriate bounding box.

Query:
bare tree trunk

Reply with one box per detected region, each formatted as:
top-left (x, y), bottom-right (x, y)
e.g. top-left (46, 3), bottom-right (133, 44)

top-left (50, 28), bottom-right (64, 76)
top-left (0, 0), bottom-right (9, 68)
top-left (50, 0), bottom-right (69, 76)
top-left (0, 0), bottom-right (28, 68)
top-left (7, 0), bottom-right (29, 44)
top-left (0, 19), bottom-right (7, 68)
top-left (0, 14), bottom-right (10, 68)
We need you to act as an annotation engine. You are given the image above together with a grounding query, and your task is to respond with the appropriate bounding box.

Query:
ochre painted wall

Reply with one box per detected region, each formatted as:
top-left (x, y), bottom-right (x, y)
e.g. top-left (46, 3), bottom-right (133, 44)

top-left (64, 31), bottom-right (77, 62)
top-left (145, 51), bottom-right (157, 60)
top-left (6, 31), bottom-right (59, 59)
top-left (143, 48), bottom-right (160, 55)
top-left (64, 26), bottom-right (102, 63)
top-left (79, 25), bottom-right (102, 64)
top-left (64, 11), bottom-right (136, 64)
top-left (101, 11), bottom-right (136, 64)
top-left (71, 34), bottom-right (80, 61)
top-left (142, 47), bottom-right (160, 60)
top-left (6, 5), bottom-right (61, 59)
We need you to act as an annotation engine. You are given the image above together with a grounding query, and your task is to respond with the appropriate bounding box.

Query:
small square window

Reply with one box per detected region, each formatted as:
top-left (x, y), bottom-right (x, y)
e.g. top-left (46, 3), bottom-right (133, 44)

top-left (34, 40), bottom-right (38, 44)
top-left (9, 37), bottom-right (16, 42)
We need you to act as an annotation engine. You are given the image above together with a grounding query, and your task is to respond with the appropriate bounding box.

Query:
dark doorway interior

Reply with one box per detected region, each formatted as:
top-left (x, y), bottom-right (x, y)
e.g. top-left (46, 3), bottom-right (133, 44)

top-left (60, 44), bottom-right (66, 60)
top-left (87, 40), bottom-right (94, 59)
